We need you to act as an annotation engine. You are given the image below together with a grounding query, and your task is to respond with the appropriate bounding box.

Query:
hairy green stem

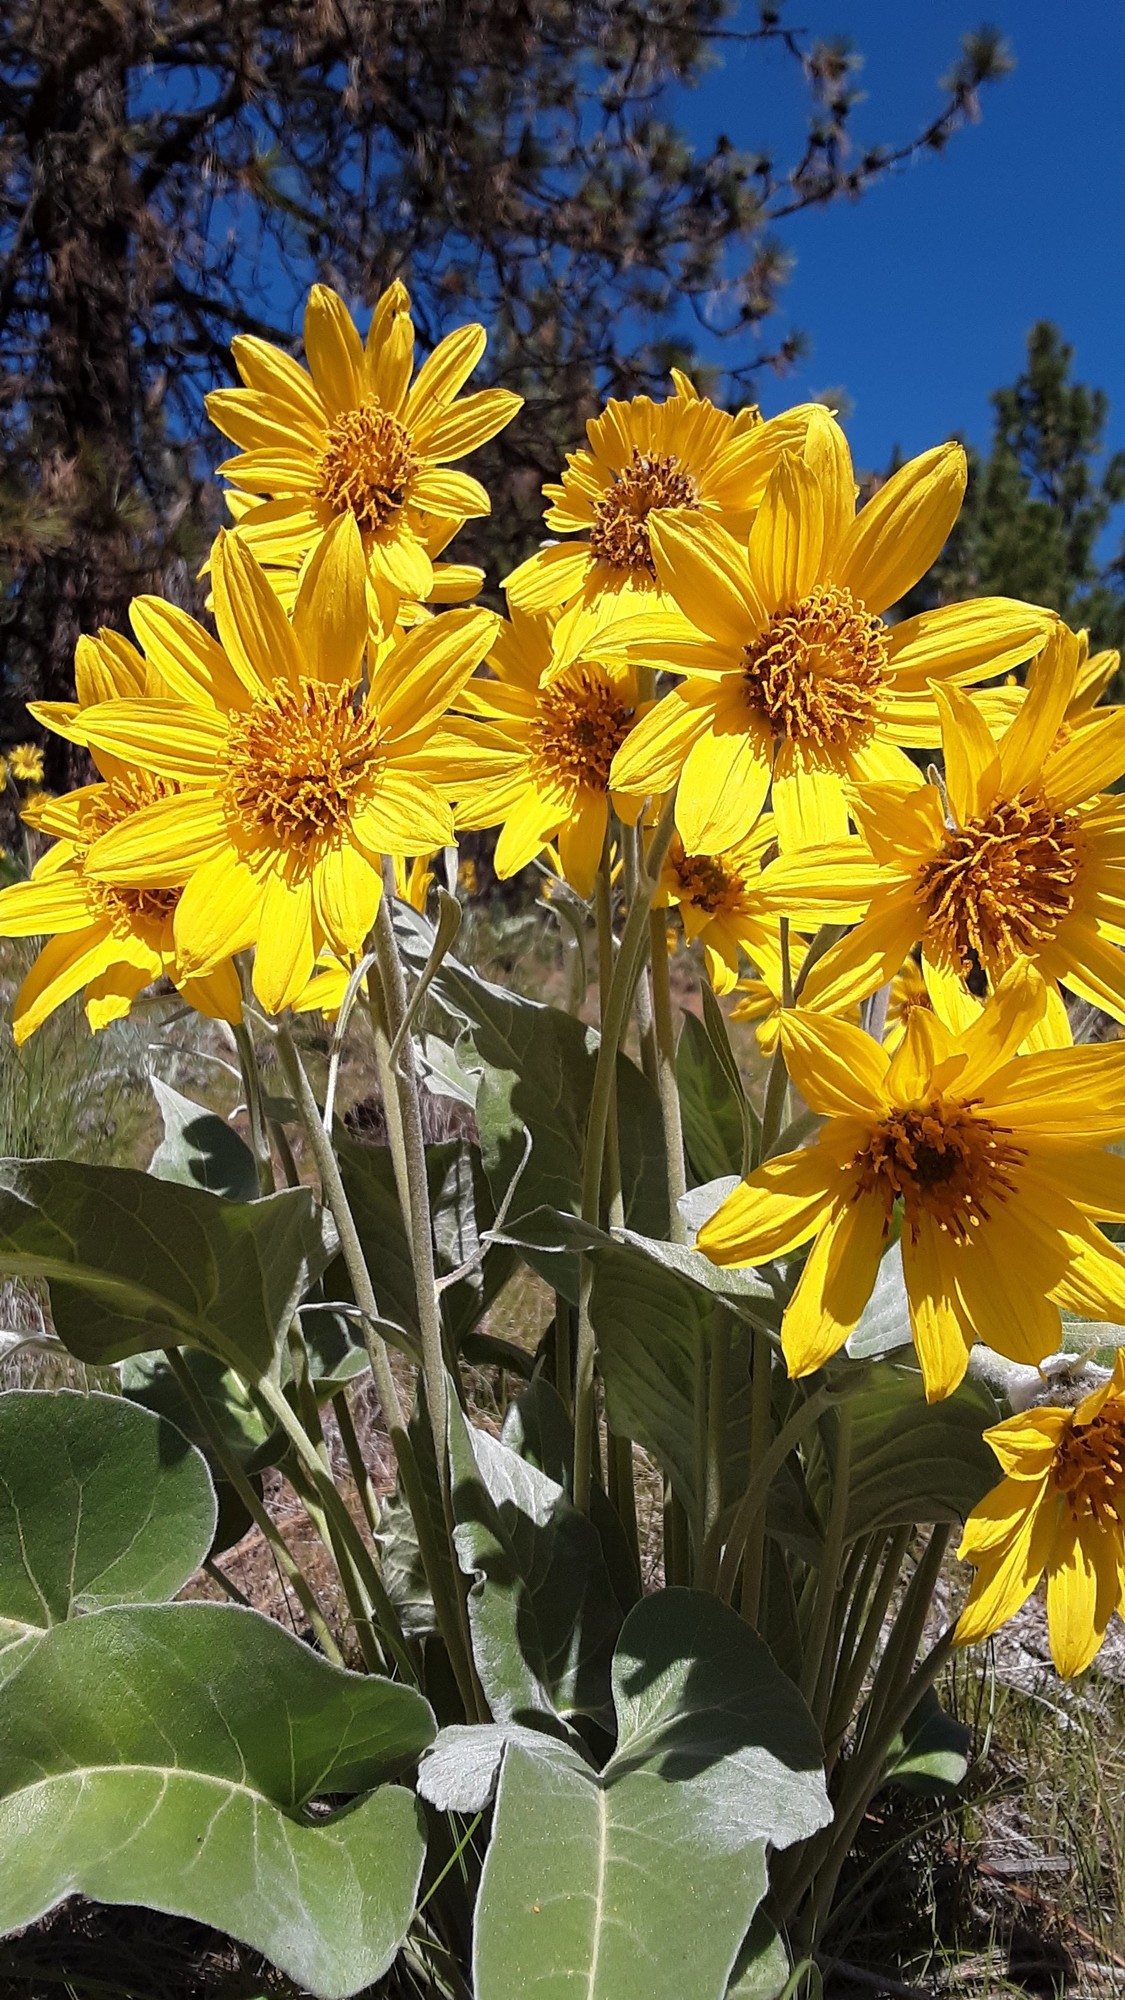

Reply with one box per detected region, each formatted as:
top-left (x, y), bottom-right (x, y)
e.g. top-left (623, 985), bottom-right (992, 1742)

top-left (233, 1019), bottom-right (275, 1196)
top-left (573, 793), bottom-right (679, 1512)
top-left (648, 905), bottom-right (688, 1240)
top-left (824, 1525), bottom-right (911, 1768)
top-left (695, 1304), bottom-right (729, 1589)
top-left (332, 1386), bottom-right (382, 1537)
top-left (255, 1373), bottom-right (416, 1683)
top-left (739, 1325), bottom-right (775, 1627)
top-left (715, 1383), bottom-right (831, 1603)
top-left (370, 889), bottom-right (487, 1721)
top-left (800, 1402), bottom-right (853, 1706)
top-left (274, 1020), bottom-right (478, 1712)
top-left (165, 1349), bottom-right (342, 1665)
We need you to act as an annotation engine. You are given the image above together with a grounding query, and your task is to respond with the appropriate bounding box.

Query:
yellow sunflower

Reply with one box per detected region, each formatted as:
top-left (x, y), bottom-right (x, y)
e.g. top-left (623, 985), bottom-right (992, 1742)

top-left (0, 632), bottom-right (240, 1040)
top-left (207, 281), bottom-right (521, 605)
top-left (699, 961), bottom-right (1125, 1400)
top-left (657, 816), bottom-right (783, 995)
top-left (610, 410), bottom-right (1055, 853)
top-left (445, 600), bottom-right (652, 898)
top-left (503, 374), bottom-right (820, 615)
top-left (956, 1352), bottom-right (1125, 1677)
top-left (69, 522), bottom-right (498, 1015)
top-left (759, 623), bottom-right (1125, 1029)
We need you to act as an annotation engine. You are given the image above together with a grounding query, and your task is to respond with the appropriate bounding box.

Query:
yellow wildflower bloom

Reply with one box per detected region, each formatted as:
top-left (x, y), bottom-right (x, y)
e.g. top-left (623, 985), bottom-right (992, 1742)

top-left (8, 743), bottom-right (44, 784)
top-left (207, 281), bottom-right (521, 606)
top-left (759, 624), bottom-right (1125, 1028)
top-left (956, 1352), bottom-right (1125, 1677)
top-left (699, 961), bottom-right (1125, 1400)
top-left (219, 493), bottom-right (484, 624)
top-left (610, 410), bottom-right (1054, 854)
top-left (0, 632), bottom-right (240, 1040)
top-left (504, 373), bottom-right (820, 614)
top-left (657, 816), bottom-right (782, 995)
top-left (70, 523), bottom-right (498, 1015)
top-left (446, 601), bottom-right (653, 898)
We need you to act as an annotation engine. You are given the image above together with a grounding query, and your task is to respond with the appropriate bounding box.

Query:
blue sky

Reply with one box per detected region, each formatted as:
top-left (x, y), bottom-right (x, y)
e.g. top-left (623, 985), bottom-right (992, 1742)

top-left (675, 0), bottom-right (1125, 474)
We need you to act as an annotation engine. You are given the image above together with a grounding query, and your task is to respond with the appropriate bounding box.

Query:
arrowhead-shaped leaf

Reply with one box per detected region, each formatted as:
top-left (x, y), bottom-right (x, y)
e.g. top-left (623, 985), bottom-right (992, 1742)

top-left (0, 1603), bottom-right (434, 1999)
top-left (149, 1079), bottom-right (259, 1201)
top-left (473, 1590), bottom-right (829, 2000)
top-left (448, 1404), bottom-right (623, 1724)
top-left (0, 1159), bottom-right (331, 1378)
top-left (0, 1391), bottom-right (215, 1630)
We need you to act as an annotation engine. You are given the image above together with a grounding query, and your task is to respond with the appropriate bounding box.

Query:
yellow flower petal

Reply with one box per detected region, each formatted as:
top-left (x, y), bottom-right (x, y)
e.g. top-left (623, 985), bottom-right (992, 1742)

top-left (932, 680), bottom-right (1001, 826)
top-left (749, 450), bottom-right (825, 611)
top-left (206, 388), bottom-right (323, 456)
top-left (1044, 707), bottom-right (1125, 809)
top-left (129, 595), bottom-right (246, 711)
top-left (174, 849), bottom-right (262, 974)
top-left (780, 1010), bottom-right (890, 1119)
top-left (177, 958), bottom-right (244, 1025)
top-left (213, 529), bottom-right (308, 694)
top-left (253, 865), bottom-right (317, 1015)
top-left (980, 1407), bottom-right (1070, 1480)
top-left (10, 925), bottom-right (131, 1043)
top-left (835, 442), bottom-right (966, 614)
top-left (887, 596), bottom-right (1054, 690)
top-left (698, 1141), bottom-right (841, 1265)
top-left (303, 284), bottom-right (363, 417)
top-left (413, 387), bottom-right (523, 461)
top-left (230, 333), bottom-right (327, 429)
top-left (85, 794), bottom-right (229, 887)
top-left (953, 960), bottom-right (1049, 1095)
top-left (292, 512), bottom-right (368, 688)
top-left (648, 512), bottom-right (763, 649)
top-left (78, 701), bottom-right (229, 783)
top-left (770, 741), bottom-right (850, 850)
top-left (363, 281), bottom-right (414, 412)
top-left (781, 1191), bottom-right (887, 1376)
top-left (312, 842), bottom-right (382, 956)
top-left (799, 892), bottom-right (921, 1015)
top-left (411, 467), bottom-right (491, 518)
top-left (377, 608), bottom-right (500, 742)
top-left (405, 323), bottom-right (487, 428)
top-left (557, 792), bottom-right (608, 899)
top-left (677, 718), bottom-right (772, 854)
top-left (0, 872), bottom-right (91, 937)
top-left (997, 621), bottom-right (1075, 798)
top-left (902, 1213), bottom-right (973, 1400)
top-left (1045, 1516), bottom-right (1114, 1678)
top-left (955, 1486), bottom-right (1054, 1646)
top-left (350, 771), bottom-right (453, 857)
top-left (610, 680), bottom-right (718, 800)
top-left (503, 543), bottom-right (593, 614)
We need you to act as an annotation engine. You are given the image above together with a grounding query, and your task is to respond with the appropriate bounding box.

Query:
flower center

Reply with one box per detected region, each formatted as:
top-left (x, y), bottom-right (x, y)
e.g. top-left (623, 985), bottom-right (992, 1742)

top-left (852, 1097), bottom-right (1025, 1242)
top-left (915, 795), bottom-right (1083, 980)
top-left (78, 776), bottom-right (182, 934)
top-left (588, 449), bottom-right (701, 576)
top-left (670, 843), bottom-right (741, 915)
top-left (528, 668), bottom-right (635, 792)
top-left (316, 402), bottom-right (419, 533)
top-left (742, 583), bottom-right (888, 749)
top-left (1053, 1403), bottom-right (1125, 1527)
top-left (224, 678), bottom-right (385, 857)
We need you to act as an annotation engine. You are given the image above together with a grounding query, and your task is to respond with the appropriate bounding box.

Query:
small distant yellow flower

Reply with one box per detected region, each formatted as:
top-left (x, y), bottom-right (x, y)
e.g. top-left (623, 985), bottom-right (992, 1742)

top-left (69, 522), bottom-right (498, 1015)
top-left (956, 1352), bottom-right (1125, 1678)
top-left (446, 600), bottom-right (653, 899)
top-left (207, 281), bottom-right (522, 607)
top-left (504, 374), bottom-right (821, 614)
top-left (760, 623), bottom-right (1125, 1029)
top-left (457, 856), bottom-right (479, 897)
top-left (699, 961), bottom-right (1125, 1400)
top-left (657, 817), bottom-right (782, 995)
top-left (9, 744), bottom-right (44, 784)
top-left (610, 410), bottom-right (1054, 854)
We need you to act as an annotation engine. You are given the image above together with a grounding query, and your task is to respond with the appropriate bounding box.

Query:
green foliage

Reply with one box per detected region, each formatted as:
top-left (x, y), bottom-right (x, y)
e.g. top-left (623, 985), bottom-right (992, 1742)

top-left (472, 1591), bottom-right (830, 2000)
top-left (149, 1079), bottom-right (259, 1201)
top-left (0, 1604), bottom-right (432, 2000)
top-left (0, 1390), bottom-right (215, 1633)
top-left (0, 1158), bottom-right (330, 1376)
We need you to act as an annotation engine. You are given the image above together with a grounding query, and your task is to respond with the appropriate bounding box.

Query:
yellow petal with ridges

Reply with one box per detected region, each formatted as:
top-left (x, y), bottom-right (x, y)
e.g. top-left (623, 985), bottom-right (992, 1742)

top-left (413, 387), bottom-right (523, 461)
top-left (781, 1192), bottom-right (887, 1376)
top-left (11, 925), bottom-right (129, 1044)
top-left (313, 841), bottom-right (382, 955)
top-left (292, 512), bottom-right (368, 688)
top-left (998, 621), bottom-right (1076, 797)
top-left (779, 1009), bottom-right (890, 1119)
top-left (698, 1142), bottom-right (841, 1266)
top-left (303, 284), bottom-right (363, 417)
top-left (955, 1488), bottom-right (1054, 1645)
top-left (174, 848), bottom-right (261, 973)
top-left (770, 741), bottom-right (850, 851)
top-left (231, 334), bottom-right (326, 430)
top-left (835, 442), bottom-right (967, 615)
top-left (1045, 1516), bottom-right (1111, 1678)
top-left (0, 872), bottom-right (91, 937)
top-left (405, 324), bottom-right (487, 428)
top-left (253, 866), bottom-right (317, 1015)
top-left (903, 1213), bottom-right (973, 1401)
top-left (933, 680), bottom-right (1000, 826)
top-left (677, 719), bottom-right (772, 855)
top-left (648, 512), bottom-right (763, 650)
top-left (749, 450), bottom-right (824, 612)
top-left (129, 596), bottom-right (245, 711)
top-left (86, 793), bottom-right (228, 887)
